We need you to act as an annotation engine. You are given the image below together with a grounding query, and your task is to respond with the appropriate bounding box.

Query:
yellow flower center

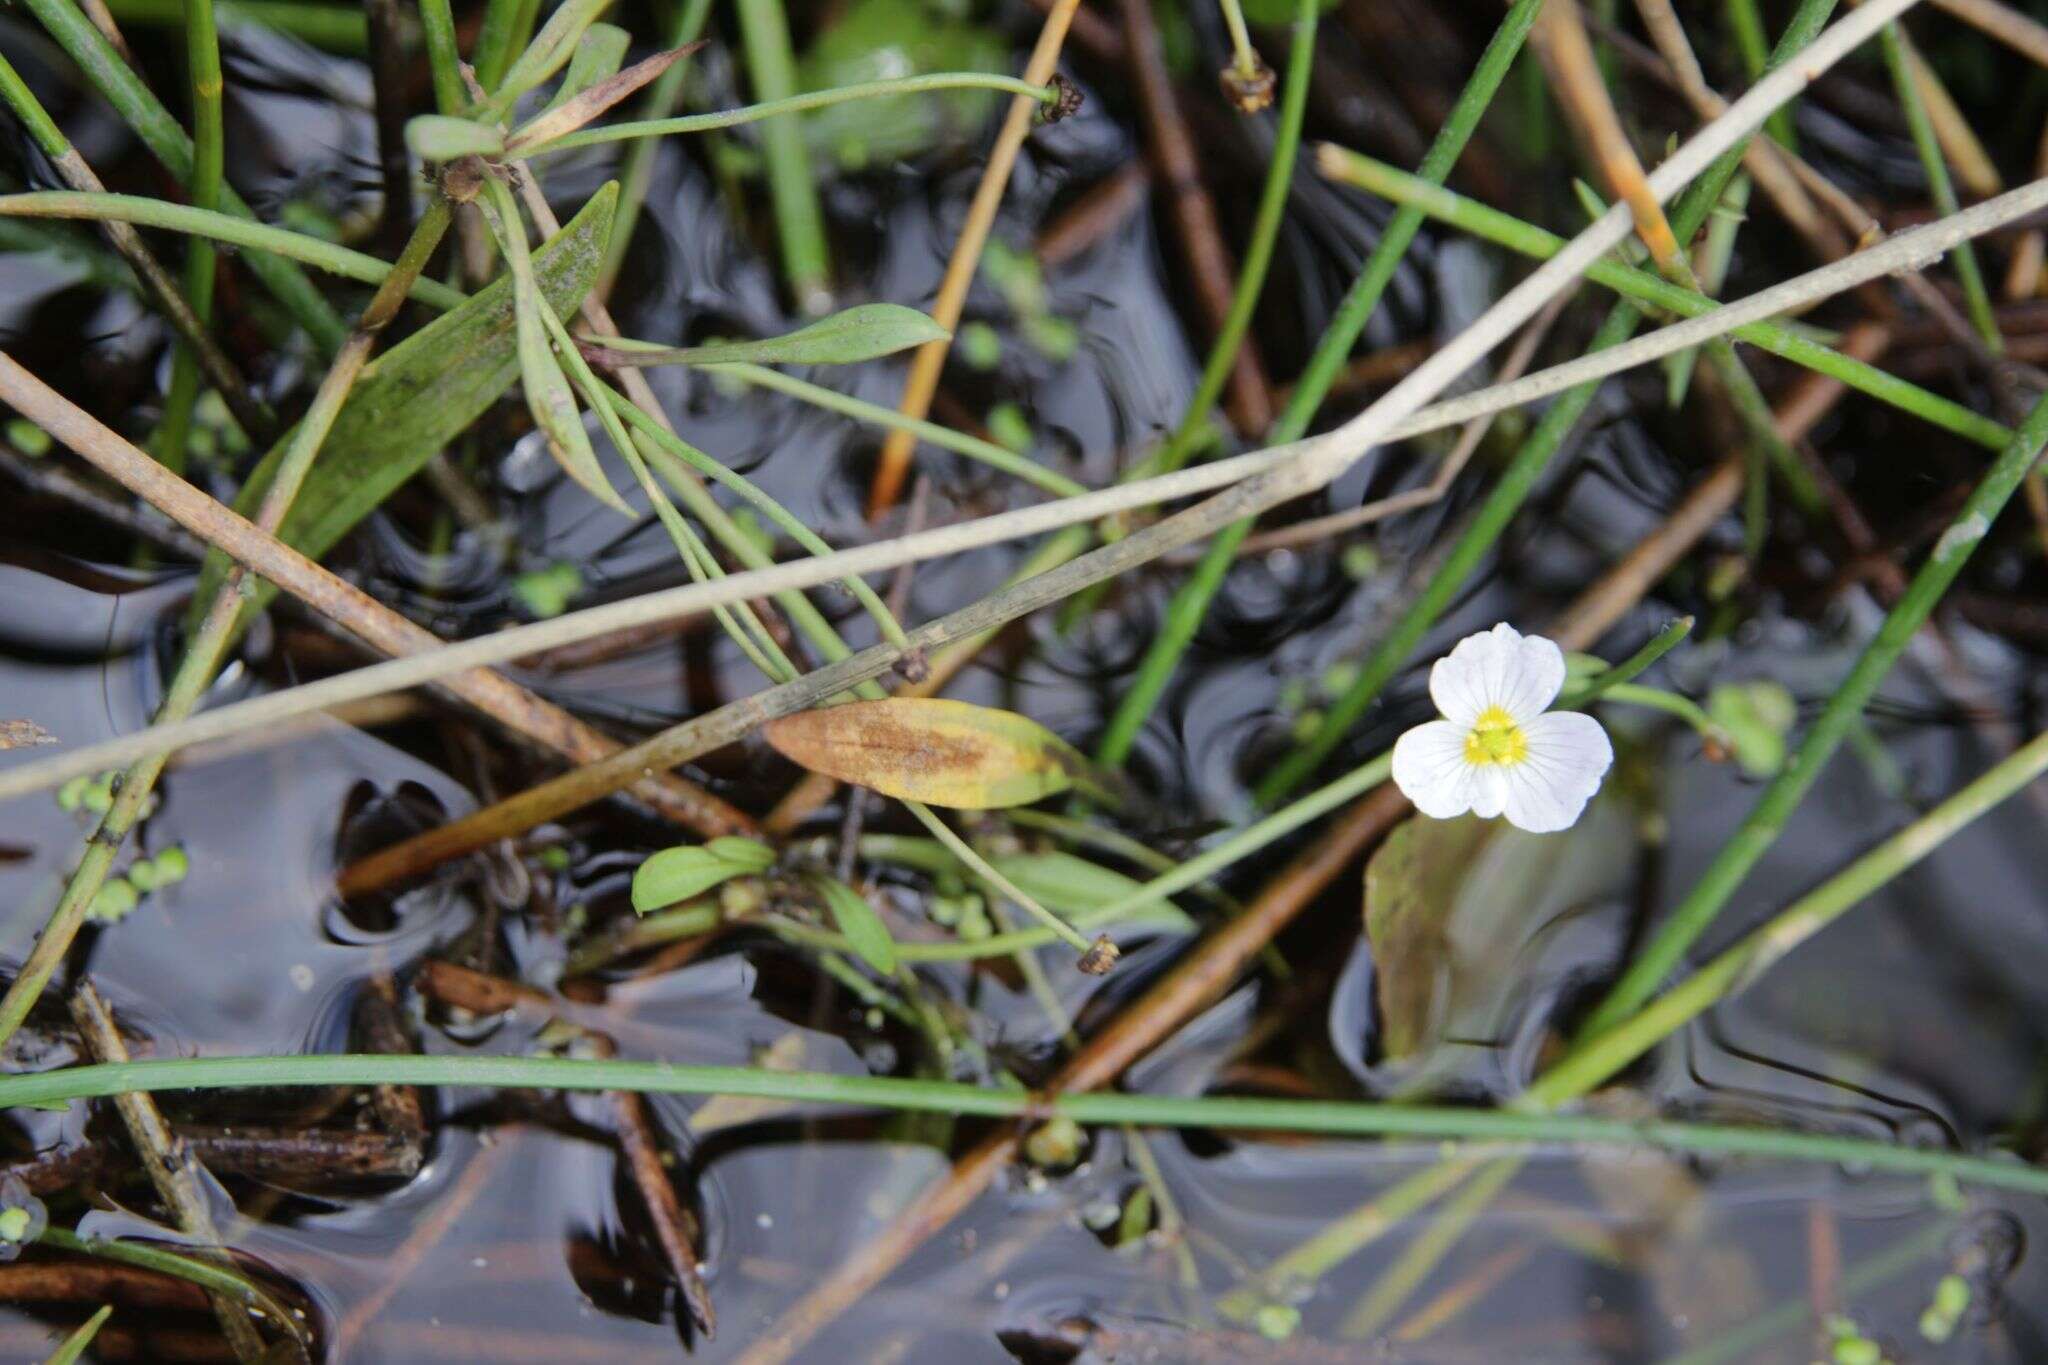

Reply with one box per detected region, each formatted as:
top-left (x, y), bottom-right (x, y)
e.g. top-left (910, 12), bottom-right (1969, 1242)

top-left (1462, 705), bottom-right (1529, 767)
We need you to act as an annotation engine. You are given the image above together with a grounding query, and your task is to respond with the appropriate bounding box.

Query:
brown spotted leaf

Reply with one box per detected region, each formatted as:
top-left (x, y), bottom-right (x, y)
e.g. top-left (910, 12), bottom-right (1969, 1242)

top-left (762, 698), bottom-right (1084, 810)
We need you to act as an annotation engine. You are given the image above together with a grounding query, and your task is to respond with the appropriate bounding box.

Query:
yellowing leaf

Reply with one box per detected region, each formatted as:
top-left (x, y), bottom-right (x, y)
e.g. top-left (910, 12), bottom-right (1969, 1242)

top-left (762, 698), bottom-right (1085, 810)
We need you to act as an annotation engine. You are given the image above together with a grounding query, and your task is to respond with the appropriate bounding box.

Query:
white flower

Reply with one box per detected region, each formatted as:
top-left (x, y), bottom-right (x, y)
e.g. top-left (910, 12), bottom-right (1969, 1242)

top-left (1391, 623), bottom-right (1613, 834)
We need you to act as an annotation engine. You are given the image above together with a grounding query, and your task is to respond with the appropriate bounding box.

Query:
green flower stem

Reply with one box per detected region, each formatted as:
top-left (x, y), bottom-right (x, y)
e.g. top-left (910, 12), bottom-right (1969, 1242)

top-left (1561, 615), bottom-right (1693, 704)
top-left (1254, 303), bottom-right (1644, 804)
top-left (154, 0), bottom-right (224, 475)
top-left (525, 73), bottom-right (1059, 155)
top-left (0, 195), bottom-right (467, 310)
top-left (1090, 0), bottom-right (1318, 768)
top-left (1315, 147), bottom-right (2009, 453)
top-left (735, 0), bottom-right (831, 314)
top-left (6, 1053), bottom-right (2046, 1195)
top-left (596, 0), bottom-right (714, 301)
top-left (904, 802), bottom-right (1093, 954)
top-left (20, 0), bottom-right (348, 351)
top-left (469, 0), bottom-right (533, 95)
top-left (0, 202), bottom-right (453, 1051)
top-left (1536, 722), bottom-right (2048, 1107)
top-left (417, 0), bottom-right (465, 114)
top-left (1880, 23), bottom-right (2000, 353)
top-left (1147, 0), bottom-right (1318, 481)
top-left (1723, 0), bottom-right (1791, 148)
top-left (702, 361), bottom-right (1087, 498)
top-left (98, 0), bottom-right (368, 50)
top-left (1580, 389), bottom-right (2048, 1039)
top-left (1255, 0), bottom-right (1843, 808)
top-left (1216, 0), bottom-right (1261, 83)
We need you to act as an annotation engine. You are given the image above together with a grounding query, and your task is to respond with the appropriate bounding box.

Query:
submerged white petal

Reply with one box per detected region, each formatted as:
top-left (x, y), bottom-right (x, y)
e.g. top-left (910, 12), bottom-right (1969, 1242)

top-left (1391, 720), bottom-right (1483, 819)
top-left (1499, 711), bottom-right (1612, 833)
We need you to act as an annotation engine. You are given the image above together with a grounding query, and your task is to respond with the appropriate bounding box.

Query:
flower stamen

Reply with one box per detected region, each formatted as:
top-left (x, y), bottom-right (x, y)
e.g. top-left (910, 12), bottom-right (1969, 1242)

top-left (1462, 704), bottom-right (1528, 767)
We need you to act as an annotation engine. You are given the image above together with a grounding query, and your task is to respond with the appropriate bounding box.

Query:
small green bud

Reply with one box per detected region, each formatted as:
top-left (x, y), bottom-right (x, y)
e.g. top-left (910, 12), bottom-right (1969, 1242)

top-left (0, 1208), bottom-right (29, 1243)
top-left (151, 846), bottom-right (189, 884)
top-left (1934, 1273), bottom-right (1971, 1318)
top-left (957, 321), bottom-right (1002, 370)
top-left (1022, 1115), bottom-right (1084, 1168)
top-left (987, 402), bottom-right (1033, 454)
top-left (1253, 1303), bottom-right (1300, 1342)
top-left (56, 776), bottom-right (89, 811)
top-left (1831, 1336), bottom-right (1881, 1365)
top-left (89, 879), bottom-right (138, 923)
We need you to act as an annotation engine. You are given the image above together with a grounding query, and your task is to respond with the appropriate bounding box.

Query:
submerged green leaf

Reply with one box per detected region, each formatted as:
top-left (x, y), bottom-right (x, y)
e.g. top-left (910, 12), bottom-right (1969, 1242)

top-left (813, 875), bottom-right (898, 973)
top-left (603, 304), bottom-right (947, 369)
top-left (41, 1303), bottom-right (111, 1365)
top-left (195, 183), bottom-right (617, 628)
top-left (1363, 799), bottom-right (1638, 1083)
top-left (763, 698), bottom-right (1087, 810)
top-left (631, 844), bottom-right (760, 914)
top-left (987, 851), bottom-right (1192, 933)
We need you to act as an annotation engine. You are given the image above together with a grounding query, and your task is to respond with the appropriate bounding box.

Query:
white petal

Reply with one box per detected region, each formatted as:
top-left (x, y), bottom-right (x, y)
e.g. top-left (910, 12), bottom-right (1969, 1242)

top-left (1428, 623), bottom-right (1565, 725)
top-left (1500, 711), bottom-right (1613, 833)
top-left (1469, 767), bottom-right (1509, 820)
top-left (1496, 630), bottom-right (1567, 723)
top-left (1392, 720), bottom-right (1483, 819)
top-left (1428, 626), bottom-right (1516, 726)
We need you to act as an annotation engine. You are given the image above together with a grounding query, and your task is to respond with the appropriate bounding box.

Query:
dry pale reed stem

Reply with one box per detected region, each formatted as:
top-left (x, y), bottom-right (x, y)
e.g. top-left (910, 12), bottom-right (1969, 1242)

top-left (0, 352), bottom-right (753, 839)
top-left (70, 981), bottom-right (273, 1363)
top-left (864, 0), bottom-right (1087, 516)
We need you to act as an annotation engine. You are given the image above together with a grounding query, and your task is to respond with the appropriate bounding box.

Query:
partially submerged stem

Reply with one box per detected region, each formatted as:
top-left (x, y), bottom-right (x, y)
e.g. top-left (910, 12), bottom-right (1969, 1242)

top-left (1582, 389), bottom-right (2048, 1037)
top-left (734, 0), bottom-right (831, 314)
top-left (20, 0), bottom-right (348, 350)
top-left (1880, 21), bottom-right (2001, 353)
top-left (153, 0), bottom-right (223, 476)
top-left (1094, 0), bottom-right (1535, 769)
top-left (0, 54), bottom-right (274, 442)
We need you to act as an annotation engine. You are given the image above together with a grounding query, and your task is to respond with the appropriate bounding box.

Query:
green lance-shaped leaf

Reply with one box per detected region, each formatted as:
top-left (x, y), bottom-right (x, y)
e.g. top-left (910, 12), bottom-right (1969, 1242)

top-left (812, 875), bottom-right (897, 974)
top-left (478, 175), bottom-right (628, 513)
top-left (193, 183), bottom-right (617, 630)
top-left (986, 851), bottom-right (1193, 933)
top-left (43, 1305), bottom-right (112, 1365)
top-left (763, 697), bottom-right (1103, 810)
top-left (542, 22), bottom-right (631, 112)
top-left (492, 0), bottom-right (613, 109)
top-left (703, 835), bottom-right (777, 873)
top-left (405, 114), bottom-right (506, 162)
top-left (595, 304), bottom-right (948, 369)
top-left (632, 841), bottom-right (767, 913)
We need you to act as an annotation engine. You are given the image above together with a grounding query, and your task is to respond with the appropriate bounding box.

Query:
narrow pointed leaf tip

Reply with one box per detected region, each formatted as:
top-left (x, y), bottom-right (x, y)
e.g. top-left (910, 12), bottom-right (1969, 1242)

top-left (813, 875), bottom-right (898, 973)
top-left (631, 837), bottom-right (774, 913)
top-left (601, 304), bottom-right (949, 369)
top-left (763, 698), bottom-right (1083, 809)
